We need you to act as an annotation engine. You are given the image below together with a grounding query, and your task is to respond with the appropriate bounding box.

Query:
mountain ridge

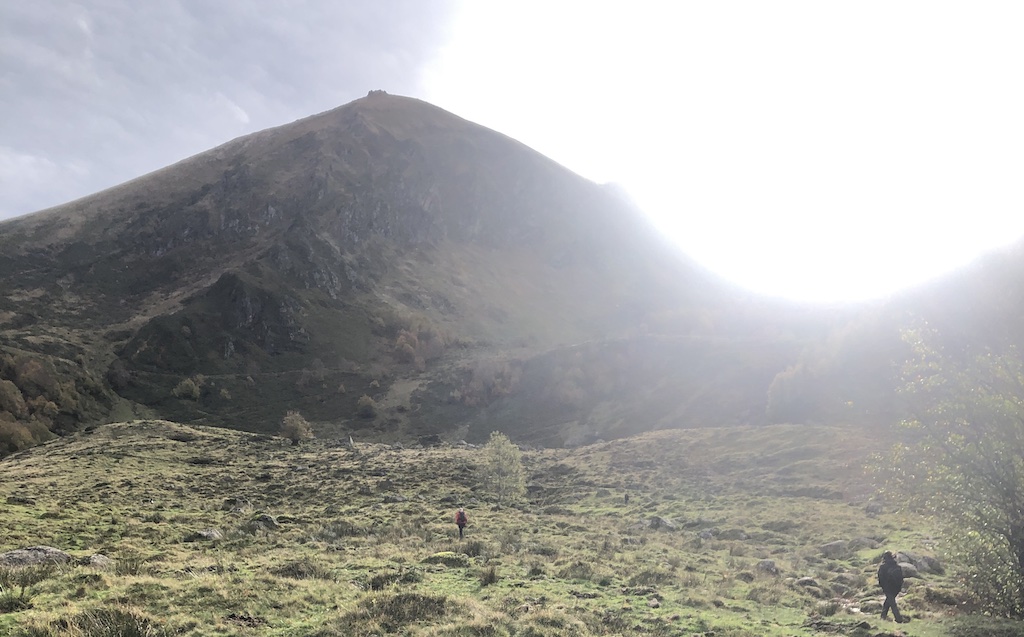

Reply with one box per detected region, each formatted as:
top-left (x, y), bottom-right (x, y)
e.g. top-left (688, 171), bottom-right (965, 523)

top-left (3, 90), bottom-right (1020, 455)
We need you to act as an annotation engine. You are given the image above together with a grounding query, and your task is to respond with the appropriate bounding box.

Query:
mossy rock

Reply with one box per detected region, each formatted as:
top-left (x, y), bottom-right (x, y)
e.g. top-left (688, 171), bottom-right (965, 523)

top-left (421, 551), bottom-right (470, 567)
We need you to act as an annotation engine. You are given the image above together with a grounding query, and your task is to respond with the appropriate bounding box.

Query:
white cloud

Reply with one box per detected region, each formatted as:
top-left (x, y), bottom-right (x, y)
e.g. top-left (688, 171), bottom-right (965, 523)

top-left (0, 0), bottom-right (456, 219)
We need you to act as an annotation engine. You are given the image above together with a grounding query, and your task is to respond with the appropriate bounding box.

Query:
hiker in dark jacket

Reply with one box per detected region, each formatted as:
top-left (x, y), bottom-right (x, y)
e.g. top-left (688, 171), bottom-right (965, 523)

top-left (455, 508), bottom-right (468, 540)
top-left (878, 551), bottom-right (906, 623)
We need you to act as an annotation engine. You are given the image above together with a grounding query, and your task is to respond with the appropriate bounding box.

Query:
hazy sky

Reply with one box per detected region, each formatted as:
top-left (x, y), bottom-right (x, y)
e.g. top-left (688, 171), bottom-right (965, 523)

top-left (3, 2), bottom-right (1023, 302)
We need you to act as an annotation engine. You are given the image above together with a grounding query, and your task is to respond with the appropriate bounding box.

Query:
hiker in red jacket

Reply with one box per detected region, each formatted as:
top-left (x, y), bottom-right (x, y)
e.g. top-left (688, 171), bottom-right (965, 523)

top-left (455, 507), bottom-right (468, 540)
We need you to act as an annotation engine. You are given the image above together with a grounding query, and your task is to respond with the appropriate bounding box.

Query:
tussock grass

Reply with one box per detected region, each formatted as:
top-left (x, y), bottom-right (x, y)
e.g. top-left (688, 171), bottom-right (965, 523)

top-left (0, 420), bottom-right (966, 636)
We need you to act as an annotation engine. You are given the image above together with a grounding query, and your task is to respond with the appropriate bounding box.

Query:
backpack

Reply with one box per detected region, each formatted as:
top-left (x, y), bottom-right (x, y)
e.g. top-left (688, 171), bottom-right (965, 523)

top-left (455, 511), bottom-right (467, 525)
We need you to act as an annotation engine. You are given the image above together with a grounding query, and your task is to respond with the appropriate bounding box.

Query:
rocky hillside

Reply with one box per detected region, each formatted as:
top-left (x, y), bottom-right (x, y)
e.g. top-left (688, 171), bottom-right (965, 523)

top-left (2, 90), bottom-right (1021, 454)
top-left (1, 91), bottom-right (809, 452)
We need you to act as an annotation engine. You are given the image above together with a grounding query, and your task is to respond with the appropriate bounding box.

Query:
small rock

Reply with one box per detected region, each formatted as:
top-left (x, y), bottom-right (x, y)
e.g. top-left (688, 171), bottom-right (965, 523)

top-left (647, 598), bottom-right (660, 608)
top-left (648, 516), bottom-right (677, 531)
top-left (717, 528), bottom-right (747, 541)
top-left (221, 497), bottom-right (251, 512)
top-left (253, 514), bottom-right (278, 529)
top-left (898, 562), bottom-right (919, 578)
top-left (185, 528), bottom-right (223, 542)
top-left (88, 554), bottom-right (114, 569)
top-left (832, 572), bottom-right (864, 587)
top-left (820, 540), bottom-right (848, 558)
top-left (795, 576), bottom-right (819, 587)
top-left (864, 502), bottom-right (884, 515)
top-left (848, 536), bottom-right (880, 551)
top-left (756, 559), bottom-right (780, 576)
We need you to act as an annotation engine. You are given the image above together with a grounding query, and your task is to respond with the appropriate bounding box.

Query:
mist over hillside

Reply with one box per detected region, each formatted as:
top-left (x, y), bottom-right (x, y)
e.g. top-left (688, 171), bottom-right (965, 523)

top-left (1, 91), bottom-right (1021, 455)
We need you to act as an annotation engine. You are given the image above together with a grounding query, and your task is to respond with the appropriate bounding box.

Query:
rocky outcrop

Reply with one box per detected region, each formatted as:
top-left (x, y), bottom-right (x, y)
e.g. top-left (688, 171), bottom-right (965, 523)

top-left (0, 545), bottom-right (73, 567)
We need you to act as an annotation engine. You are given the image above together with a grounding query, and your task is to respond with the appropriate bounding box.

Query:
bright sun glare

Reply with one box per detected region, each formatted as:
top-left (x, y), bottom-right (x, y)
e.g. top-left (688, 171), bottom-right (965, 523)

top-left (423, 1), bottom-right (1024, 303)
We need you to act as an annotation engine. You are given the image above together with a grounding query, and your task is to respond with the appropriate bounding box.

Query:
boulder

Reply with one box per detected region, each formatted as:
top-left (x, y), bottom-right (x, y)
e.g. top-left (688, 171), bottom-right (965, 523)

top-left (832, 572), bottom-right (864, 588)
top-left (185, 528), bottom-right (223, 542)
top-left (917, 555), bottom-right (945, 575)
top-left (756, 559), bottom-right (780, 576)
top-left (820, 540), bottom-right (847, 558)
top-left (0, 546), bottom-right (72, 567)
top-left (717, 528), bottom-right (747, 541)
top-left (221, 497), bottom-right (252, 512)
top-left (252, 514), bottom-right (279, 529)
top-left (88, 554), bottom-right (114, 569)
top-left (647, 516), bottom-right (677, 531)
top-left (847, 536), bottom-right (880, 551)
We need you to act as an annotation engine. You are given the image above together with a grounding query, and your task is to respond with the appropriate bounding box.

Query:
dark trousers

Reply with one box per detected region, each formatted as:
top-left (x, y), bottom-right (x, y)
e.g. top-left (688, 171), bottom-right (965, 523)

top-left (458, 524), bottom-right (465, 539)
top-left (882, 593), bottom-right (903, 622)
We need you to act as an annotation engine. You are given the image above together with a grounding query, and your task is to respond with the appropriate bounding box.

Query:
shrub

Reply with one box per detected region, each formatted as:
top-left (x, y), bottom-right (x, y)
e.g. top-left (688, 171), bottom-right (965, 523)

top-left (628, 568), bottom-right (673, 587)
top-left (356, 395), bottom-right (377, 419)
top-left (0, 419), bottom-right (34, 455)
top-left (0, 565), bottom-right (55, 613)
top-left (480, 565), bottom-right (499, 587)
top-left (171, 378), bottom-right (200, 400)
top-left (339, 592), bottom-right (452, 634)
top-left (314, 520), bottom-right (366, 542)
top-left (280, 410), bottom-right (313, 445)
top-left (367, 568), bottom-right (422, 591)
top-left (12, 607), bottom-right (171, 637)
top-left (0, 380), bottom-right (27, 418)
top-left (556, 561), bottom-right (594, 581)
top-left (481, 431), bottom-right (526, 506)
top-left (270, 558), bottom-right (334, 580)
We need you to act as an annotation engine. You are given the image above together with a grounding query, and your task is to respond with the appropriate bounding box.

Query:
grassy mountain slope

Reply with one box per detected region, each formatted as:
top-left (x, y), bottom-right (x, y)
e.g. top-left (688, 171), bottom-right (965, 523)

top-left (1, 419), bottom-right (992, 637)
top-left (0, 92), bottom-right (816, 452)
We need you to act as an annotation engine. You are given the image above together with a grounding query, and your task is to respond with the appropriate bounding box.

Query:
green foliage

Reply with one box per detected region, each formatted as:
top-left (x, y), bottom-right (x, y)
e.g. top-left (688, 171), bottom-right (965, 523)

top-left (481, 431), bottom-right (526, 506)
top-left (885, 326), bottom-right (1024, 616)
top-left (280, 410), bottom-right (314, 445)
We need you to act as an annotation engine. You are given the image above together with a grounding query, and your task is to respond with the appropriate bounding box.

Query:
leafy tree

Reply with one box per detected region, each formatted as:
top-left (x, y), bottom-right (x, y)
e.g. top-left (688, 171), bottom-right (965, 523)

top-left (885, 326), bottom-right (1024, 616)
top-left (280, 410), bottom-right (313, 446)
top-left (481, 431), bottom-right (526, 506)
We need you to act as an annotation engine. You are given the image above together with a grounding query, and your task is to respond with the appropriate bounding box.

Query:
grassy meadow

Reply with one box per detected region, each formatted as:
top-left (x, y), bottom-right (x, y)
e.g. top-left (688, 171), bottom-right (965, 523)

top-left (0, 420), bottom-right (1016, 636)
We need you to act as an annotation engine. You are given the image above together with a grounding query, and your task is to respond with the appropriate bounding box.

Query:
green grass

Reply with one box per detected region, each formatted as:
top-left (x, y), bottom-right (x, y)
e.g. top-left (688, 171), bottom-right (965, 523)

top-left (0, 420), bottom-right (972, 636)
